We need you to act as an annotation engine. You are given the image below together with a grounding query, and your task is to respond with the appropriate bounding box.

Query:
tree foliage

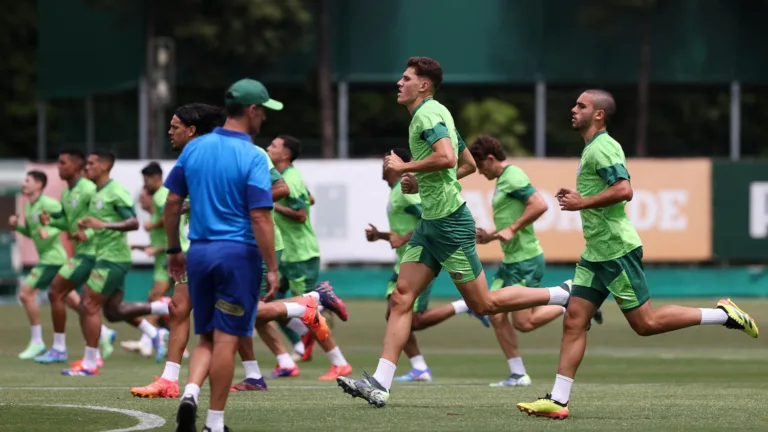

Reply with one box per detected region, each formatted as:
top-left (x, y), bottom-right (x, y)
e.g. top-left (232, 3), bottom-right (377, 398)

top-left (459, 98), bottom-right (529, 157)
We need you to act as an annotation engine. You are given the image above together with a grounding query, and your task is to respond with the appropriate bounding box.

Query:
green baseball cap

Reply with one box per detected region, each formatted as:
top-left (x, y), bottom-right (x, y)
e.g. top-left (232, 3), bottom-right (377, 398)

top-left (225, 78), bottom-right (283, 111)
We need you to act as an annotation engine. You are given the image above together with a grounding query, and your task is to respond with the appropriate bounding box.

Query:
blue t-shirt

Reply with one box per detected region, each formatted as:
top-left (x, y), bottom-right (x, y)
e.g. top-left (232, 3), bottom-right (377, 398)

top-left (164, 127), bottom-right (273, 246)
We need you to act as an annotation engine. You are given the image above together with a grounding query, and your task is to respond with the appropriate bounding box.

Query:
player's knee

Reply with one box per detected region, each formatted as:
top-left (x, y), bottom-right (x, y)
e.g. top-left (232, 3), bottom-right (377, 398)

top-left (103, 305), bottom-right (122, 323)
top-left (169, 297), bottom-right (190, 321)
top-left (18, 287), bottom-right (33, 303)
top-left (466, 297), bottom-right (494, 316)
top-left (562, 307), bottom-right (589, 333)
top-left (391, 286), bottom-right (416, 314)
top-left (488, 313), bottom-right (507, 328)
top-left (411, 313), bottom-right (426, 331)
top-left (512, 318), bottom-right (536, 333)
top-left (628, 317), bottom-right (657, 337)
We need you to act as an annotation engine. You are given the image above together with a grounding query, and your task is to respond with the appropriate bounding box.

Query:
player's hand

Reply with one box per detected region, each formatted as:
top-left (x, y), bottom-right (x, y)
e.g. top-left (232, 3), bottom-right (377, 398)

top-left (365, 223), bottom-right (379, 242)
top-left (167, 251), bottom-right (187, 283)
top-left (38, 227), bottom-right (50, 240)
top-left (261, 270), bottom-right (280, 302)
top-left (8, 214), bottom-right (18, 228)
top-left (389, 232), bottom-right (407, 248)
top-left (145, 246), bottom-right (158, 257)
top-left (558, 191), bottom-right (584, 211)
top-left (555, 188), bottom-right (576, 199)
top-left (401, 173), bottom-right (419, 194)
top-left (476, 227), bottom-right (492, 244)
top-left (496, 227), bottom-right (516, 243)
top-left (72, 230), bottom-right (88, 243)
top-left (39, 210), bottom-right (50, 226)
top-left (384, 151), bottom-right (406, 176)
top-left (79, 217), bottom-right (105, 229)
top-left (181, 201), bottom-right (191, 214)
top-left (143, 221), bottom-right (155, 231)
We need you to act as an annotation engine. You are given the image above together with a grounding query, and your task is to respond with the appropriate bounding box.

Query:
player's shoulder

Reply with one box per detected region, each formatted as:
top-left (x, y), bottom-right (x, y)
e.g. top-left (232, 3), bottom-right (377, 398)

top-left (40, 195), bottom-right (60, 206)
top-left (414, 98), bottom-right (450, 119)
top-left (77, 178), bottom-right (97, 192)
top-left (108, 179), bottom-right (131, 196)
top-left (154, 186), bottom-right (170, 202)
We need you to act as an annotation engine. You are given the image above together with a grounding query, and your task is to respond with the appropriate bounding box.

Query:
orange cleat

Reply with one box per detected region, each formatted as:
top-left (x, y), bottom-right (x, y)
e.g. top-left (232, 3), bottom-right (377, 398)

top-left (318, 364), bottom-right (352, 381)
top-left (270, 365), bottom-right (300, 378)
top-left (130, 376), bottom-right (180, 398)
top-left (301, 332), bottom-right (315, 362)
top-left (298, 297), bottom-right (329, 342)
top-left (70, 357), bottom-right (103, 369)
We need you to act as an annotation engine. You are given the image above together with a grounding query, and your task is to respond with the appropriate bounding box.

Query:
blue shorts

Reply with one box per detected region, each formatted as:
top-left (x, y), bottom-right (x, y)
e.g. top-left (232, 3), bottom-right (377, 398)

top-left (187, 240), bottom-right (263, 337)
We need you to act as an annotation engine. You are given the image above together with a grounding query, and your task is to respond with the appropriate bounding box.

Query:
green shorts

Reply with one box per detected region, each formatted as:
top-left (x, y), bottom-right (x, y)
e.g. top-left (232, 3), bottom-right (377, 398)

top-left (86, 260), bottom-right (131, 296)
top-left (571, 247), bottom-right (650, 312)
top-left (58, 254), bottom-right (96, 286)
top-left (491, 254), bottom-right (545, 290)
top-left (154, 254), bottom-right (171, 283)
top-left (402, 203), bottom-right (483, 284)
top-left (385, 271), bottom-right (434, 312)
top-left (260, 249), bottom-right (284, 298)
top-left (279, 256), bottom-right (319, 296)
top-left (25, 264), bottom-right (62, 289)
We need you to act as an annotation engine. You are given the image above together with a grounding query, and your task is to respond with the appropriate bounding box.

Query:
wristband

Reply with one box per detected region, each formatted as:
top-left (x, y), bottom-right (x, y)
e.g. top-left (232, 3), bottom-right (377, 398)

top-left (166, 246), bottom-right (182, 254)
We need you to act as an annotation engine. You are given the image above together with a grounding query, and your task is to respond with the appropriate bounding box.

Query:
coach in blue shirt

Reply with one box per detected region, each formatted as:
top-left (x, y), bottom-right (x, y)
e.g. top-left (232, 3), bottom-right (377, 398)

top-left (162, 78), bottom-right (283, 432)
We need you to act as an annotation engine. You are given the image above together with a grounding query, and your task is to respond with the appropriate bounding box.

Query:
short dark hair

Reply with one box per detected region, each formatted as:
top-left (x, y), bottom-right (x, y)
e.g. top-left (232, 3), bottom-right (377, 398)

top-left (470, 135), bottom-right (507, 162)
top-left (59, 148), bottom-right (86, 166)
top-left (175, 103), bottom-right (224, 135)
top-left (390, 148), bottom-right (412, 163)
top-left (584, 89), bottom-right (616, 124)
top-left (141, 161), bottom-right (163, 177)
top-left (279, 135), bottom-right (302, 162)
top-left (91, 149), bottom-right (116, 169)
top-left (224, 102), bottom-right (247, 118)
top-left (27, 170), bottom-right (48, 189)
top-left (406, 57), bottom-right (444, 91)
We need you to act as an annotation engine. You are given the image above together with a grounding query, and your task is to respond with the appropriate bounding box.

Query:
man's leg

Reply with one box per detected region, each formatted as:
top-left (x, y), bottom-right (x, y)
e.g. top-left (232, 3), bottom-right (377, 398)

top-left (61, 285), bottom-right (105, 376)
top-left (18, 265), bottom-right (56, 359)
top-left (102, 289), bottom-right (169, 362)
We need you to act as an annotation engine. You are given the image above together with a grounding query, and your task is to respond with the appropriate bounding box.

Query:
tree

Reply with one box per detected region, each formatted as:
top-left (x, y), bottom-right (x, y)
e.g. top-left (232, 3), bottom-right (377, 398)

top-left (459, 99), bottom-right (528, 156)
top-left (316, 0), bottom-right (335, 158)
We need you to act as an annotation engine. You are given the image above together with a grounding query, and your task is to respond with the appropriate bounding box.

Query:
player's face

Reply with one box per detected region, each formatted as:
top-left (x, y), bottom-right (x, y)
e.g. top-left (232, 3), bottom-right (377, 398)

top-left (397, 67), bottom-right (424, 105)
top-left (267, 137), bottom-right (286, 164)
top-left (21, 175), bottom-right (41, 195)
top-left (143, 174), bottom-right (161, 194)
top-left (85, 155), bottom-right (105, 181)
top-left (57, 154), bottom-right (79, 181)
top-left (248, 105), bottom-right (267, 135)
top-left (169, 115), bottom-right (196, 151)
top-left (139, 188), bottom-right (153, 212)
top-left (477, 157), bottom-right (497, 180)
top-left (572, 93), bottom-right (596, 131)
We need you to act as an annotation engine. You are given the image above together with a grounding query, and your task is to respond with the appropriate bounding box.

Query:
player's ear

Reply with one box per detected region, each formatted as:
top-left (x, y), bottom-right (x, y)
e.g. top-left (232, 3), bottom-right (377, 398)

top-left (188, 125), bottom-right (196, 137)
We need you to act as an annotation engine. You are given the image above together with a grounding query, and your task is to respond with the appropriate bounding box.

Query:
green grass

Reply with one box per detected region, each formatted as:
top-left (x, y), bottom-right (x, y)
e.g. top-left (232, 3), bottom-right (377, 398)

top-left (0, 299), bottom-right (767, 431)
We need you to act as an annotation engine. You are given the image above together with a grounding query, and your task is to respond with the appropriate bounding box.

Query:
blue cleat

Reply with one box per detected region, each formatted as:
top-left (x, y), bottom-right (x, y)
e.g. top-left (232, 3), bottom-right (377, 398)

top-left (312, 281), bottom-right (348, 321)
top-left (393, 367), bottom-right (432, 382)
top-left (468, 310), bottom-right (491, 328)
top-left (153, 329), bottom-right (168, 363)
top-left (35, 348), bottom-right (68, 364)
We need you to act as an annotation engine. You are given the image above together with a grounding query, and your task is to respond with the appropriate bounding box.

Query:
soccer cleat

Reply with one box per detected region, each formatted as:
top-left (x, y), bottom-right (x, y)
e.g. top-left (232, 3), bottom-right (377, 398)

top-left (337, 371), bottom-right (390, 408)
top-left (100, 329), bottom-right (117, 359)
top-left (176, 395), bottom-right (198, 432)
top-left (270, 365), bottom-right (300, 378)
top-left (34, 348), bottom-right (68, 364)
top-left (153, 329), bottom-right (169, 362)
top-left (318, 364), bottom-right (353, 381)
top-left (467, 310), bottom-right (491, 328)
top-left (230, 377), bottom-right (268, 392)
top-left (393, 367), bottom-right (432, 382)
top-left (71, 357), bottom-right (104, 368)
top-left (130, 376), bottom-right (180, 398)
top-left (313, 281), bottom-right (348, 321)
top-left (489, 373), bottom-right (532, 387)
top-left (18, 342), bottom-right (46, 360)
top-left (517, 394), bottom-right (569, 419)
top-left (717, 298), bottom-right (759, 338)
top-left (61, 362), bottom-right (99, 376)
top-left (121, 340), bottom-right (143, 353)
top-left (298, 297), bottom-right (329, 342)
top-left (182, 349), bottom-right (190, 359)
top-left (300, 332), bottom-right (315, 362)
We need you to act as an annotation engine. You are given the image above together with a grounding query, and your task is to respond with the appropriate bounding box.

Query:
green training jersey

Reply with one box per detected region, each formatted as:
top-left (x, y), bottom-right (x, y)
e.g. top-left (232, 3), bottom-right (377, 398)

top-left (180, 198), bottom-right (191, 254)
top-left (149, 186), bottom-right (169, 248)
top-left (255, 146), bottom-right (284, 252)
top-left (576, 131), bottom-right (642, 262)
top-left (275, 165), bottom-right (319, 262)
top-left (408, 98), bottom-right (465, 220)
top-left (90, 180), bottom-right (136, 263)
top-left (387, 179), bottom-right (422, 273)
top-left (48, 177), bottom-right (97, 256)
top-left (492, 165), bottom-right (543, 263)
top-left (16, 195), bottom-right (68, 265)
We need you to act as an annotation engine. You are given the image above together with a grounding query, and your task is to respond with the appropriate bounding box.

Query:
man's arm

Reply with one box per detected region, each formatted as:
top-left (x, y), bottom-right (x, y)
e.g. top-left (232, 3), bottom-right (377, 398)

top-left (579, 180), bottom-right (633, 209)
top-left (272, 179), bottom-right (289, 202)
top-left (106, 206), bottom-right (140, 232)
top-left (163, 192), bottom-right (183, 249)
top-left (401, 139), bottom-right (456, 173)
top-left (251, 209), bottom-right (277, 272)
top-left (248, 154), bottom-right (277, 272)
top-left (457, 147), bottom-right (477, 180)
top-left (274, 204), bottom-right (307, 223)
top-left (498, 191), bottom-right (548, 236)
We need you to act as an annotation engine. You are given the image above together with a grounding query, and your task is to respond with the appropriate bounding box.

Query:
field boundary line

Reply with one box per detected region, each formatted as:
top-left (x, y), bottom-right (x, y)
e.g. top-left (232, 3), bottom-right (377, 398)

top-left (8, 403), bottom-right (166, 431)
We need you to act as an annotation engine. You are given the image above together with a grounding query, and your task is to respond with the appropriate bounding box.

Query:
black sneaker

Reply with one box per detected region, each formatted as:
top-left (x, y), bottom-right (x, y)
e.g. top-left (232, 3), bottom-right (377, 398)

top-left (176, 395), bottom-right (197, 432)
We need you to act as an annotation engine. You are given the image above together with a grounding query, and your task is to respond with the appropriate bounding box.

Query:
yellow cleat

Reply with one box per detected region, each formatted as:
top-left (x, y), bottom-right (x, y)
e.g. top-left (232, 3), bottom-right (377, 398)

top-left (517, 394), bottom-right (569, 420)
top-left (717, 298), bottom-right (759, 338)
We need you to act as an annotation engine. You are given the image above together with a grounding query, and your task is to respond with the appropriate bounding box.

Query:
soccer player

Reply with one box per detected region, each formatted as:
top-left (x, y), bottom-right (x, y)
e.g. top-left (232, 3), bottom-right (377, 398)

top-left (337, 57), bottom-right (572, 407)
top-left (267, 135), bottom-right (354, 381)
top-left (516, 89), bottom-right (760, 420)
top-left (35, 150), bottom-right (118, 364)
top-left (61, 150), bottom-right (170, 376)
top-left (366, 148), bottom-right (490, 383)
top-left (12, 171), bottom-right (68, 359)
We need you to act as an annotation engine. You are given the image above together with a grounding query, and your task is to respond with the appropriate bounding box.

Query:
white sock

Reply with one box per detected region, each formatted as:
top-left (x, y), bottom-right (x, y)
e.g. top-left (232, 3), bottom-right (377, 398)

top-left (161, 361), bottom-right (181, 381)
top-left (284, 303), bottom-right (307, 319)
top-left (371, 358), bottom-right (397, 390)
top-left (547, 286), bottom-right (570, 306)
top-left (83, 346), bottom-right (100, 370)
top-left (205, 410), bottom-right (224, 432)
top-left (183, 383), bottom-right (200, 405)
top-left (451, 300), bottom-right (469, 314)
top-left (700, 308), bottom-right (728, 325)
top-left (551, 374), bottom-right (573, 404)
top-left (508, 357), bottom-right (526, 375)
top-left (409, 355), bottom-right (428, 371)
top-left (303, 291), bottom-right (320, 302)
top-left (30, 325), bottom-right (43, 345)
top-left (325, 347), bottom-right (348, 367)
top-left (243, 360), bottom-right (263, 379)
top-left (139, 333), bottom-right (153, 352)
top-left (276, 353), bottom-right (296, 369)
top-left (52, 333), bottom-right (66, 351)
top-left (138, 319), bottom-right (159, 339)
top-left (293, 341), bottom-right (305, 355)
top-left (150, 301), bottom-right (170, 315)
top-left (562, 307), bottom-right (567, 315)
top-left (286, 318), bottom-right (310, 336)
top-left (99, 325), bottom-right (111, 339)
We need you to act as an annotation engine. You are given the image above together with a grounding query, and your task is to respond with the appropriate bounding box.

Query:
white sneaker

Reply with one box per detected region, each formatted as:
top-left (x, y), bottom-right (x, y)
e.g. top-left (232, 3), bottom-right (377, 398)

top-left (120, 340), bottom-right (142, 353)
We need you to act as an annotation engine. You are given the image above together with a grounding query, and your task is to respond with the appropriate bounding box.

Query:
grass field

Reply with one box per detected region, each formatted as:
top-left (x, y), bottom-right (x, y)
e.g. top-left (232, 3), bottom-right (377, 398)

top-left (0, 299), bottom-right (767, 431)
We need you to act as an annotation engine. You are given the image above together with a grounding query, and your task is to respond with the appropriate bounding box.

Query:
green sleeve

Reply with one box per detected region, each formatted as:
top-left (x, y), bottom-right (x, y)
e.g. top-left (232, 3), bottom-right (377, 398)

top-left (456, 129), bottom-right (467, 152)
top-left (269, 167), bottom-right (283, 184)
top-left (404, 204), bottom-right (422, 218)
top-left (499, 166), bottom-right (536, 202)
top-left (592, 144), bottom-right (630, 185)
top-left (48, 209), bottom-right (69, 231)
top-left (83, 228), bottom-right (96, 240)
top-left (283, 171), bottom-right (307, 210)
top-left (14, 224), bottom-right (30, 237)
top-left (114, 186), bottom-right (137, 220)
top-left (414, 111), bottom-right (450, 146)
